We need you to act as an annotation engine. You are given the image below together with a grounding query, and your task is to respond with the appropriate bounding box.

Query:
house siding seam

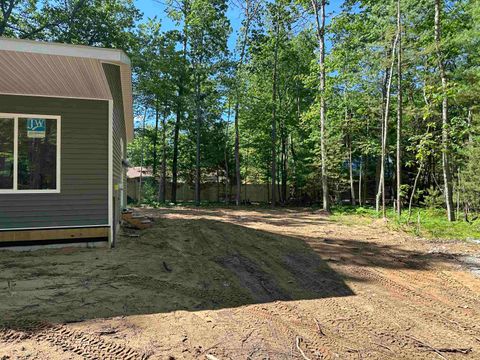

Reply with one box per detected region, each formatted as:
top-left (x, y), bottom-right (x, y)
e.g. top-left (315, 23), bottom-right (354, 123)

top-left (0, 95), bottom-right (109, 229)
top-left (102, 63), bottom-right (126, 231)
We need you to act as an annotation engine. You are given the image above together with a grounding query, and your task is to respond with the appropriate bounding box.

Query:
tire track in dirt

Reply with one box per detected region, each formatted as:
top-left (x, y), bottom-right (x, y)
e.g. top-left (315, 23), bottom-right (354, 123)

top-left (284, 296), bottom-right (422, 360)
top-left (436, 270), bottom-right (480, 305)
top-left (244, 303), bottom-right (340, 359)
top-left (380, 267), bottom-right (480, 330)
top-left (1, 324), bottom-right (149, 359)
top-left (274, 300), bottom-right (376, 360)
top-left (393, 268), bottom-right (480, 313)
top-left (345, 265), bottom-right (480, 340)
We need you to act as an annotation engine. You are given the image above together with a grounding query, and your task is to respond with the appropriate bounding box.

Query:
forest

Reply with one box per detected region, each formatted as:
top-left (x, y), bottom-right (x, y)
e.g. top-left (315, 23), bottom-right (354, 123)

top-left (2, 0), bottom-right (479, 224)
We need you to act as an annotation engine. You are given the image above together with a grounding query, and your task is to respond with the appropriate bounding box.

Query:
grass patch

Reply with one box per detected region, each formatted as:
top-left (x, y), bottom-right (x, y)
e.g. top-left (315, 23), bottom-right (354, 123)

top-left (330, 205), bottom-right (480, 241)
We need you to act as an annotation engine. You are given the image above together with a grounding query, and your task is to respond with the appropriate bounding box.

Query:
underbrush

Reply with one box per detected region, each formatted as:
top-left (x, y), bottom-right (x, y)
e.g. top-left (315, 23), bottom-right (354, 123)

top-left (330, 205), bottom-right (480, 242)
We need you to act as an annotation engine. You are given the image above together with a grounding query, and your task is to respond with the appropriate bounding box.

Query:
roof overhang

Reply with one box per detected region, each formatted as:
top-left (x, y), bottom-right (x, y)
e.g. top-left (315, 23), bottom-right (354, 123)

top-left (0, 37), bottom-right (134, 141)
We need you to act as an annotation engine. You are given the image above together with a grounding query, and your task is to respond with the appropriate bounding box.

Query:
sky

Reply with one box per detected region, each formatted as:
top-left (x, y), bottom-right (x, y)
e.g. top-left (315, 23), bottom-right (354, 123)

top-left (132, 0), bottom-right (345, 125)
top-left (135, 0), bottom-right (345, 52)
top-left (135, 0), bottom-right (243, 50)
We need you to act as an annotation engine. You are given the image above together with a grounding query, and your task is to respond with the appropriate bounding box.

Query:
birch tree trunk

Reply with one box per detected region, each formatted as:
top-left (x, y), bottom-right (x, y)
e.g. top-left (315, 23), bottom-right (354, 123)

top-left (396, 0), bottom-right (403, 217)
top-left (435, 0), bottom-right (455, 221)
top-left (312, 0), bottom-right (329, 211)
top-left (348, 136), bottom-right (356, 206)
top-left (376, 31), bottom-right (399, 218)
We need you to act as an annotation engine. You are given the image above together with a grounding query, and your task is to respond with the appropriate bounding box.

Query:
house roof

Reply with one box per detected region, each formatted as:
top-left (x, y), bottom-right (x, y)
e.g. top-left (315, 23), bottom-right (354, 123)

top-left (0, 37), bottom-right (133, 140)
top-left (127, 167), bottom-right (154, 179)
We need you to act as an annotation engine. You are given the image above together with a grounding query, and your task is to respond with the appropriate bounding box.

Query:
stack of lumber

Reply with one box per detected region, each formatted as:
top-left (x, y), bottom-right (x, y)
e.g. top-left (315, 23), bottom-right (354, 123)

top-left (121, 209), bottom-right (153, 230)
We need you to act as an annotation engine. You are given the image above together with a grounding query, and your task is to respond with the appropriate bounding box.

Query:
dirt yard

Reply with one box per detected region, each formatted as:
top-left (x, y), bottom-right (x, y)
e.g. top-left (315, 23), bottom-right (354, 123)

top-left (1, 207), bottom-right (480, 359)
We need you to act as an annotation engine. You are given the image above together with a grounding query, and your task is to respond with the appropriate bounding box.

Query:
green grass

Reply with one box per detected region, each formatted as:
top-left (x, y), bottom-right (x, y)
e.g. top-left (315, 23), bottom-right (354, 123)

top-left (330, 205), bottom-right (480, 242)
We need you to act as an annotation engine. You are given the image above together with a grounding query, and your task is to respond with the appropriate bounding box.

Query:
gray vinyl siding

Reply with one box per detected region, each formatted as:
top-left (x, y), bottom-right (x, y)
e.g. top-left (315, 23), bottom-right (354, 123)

top-left (102, 63), bottom-right (126, 227)
top-left (0, 95), bottom-right (109, 229)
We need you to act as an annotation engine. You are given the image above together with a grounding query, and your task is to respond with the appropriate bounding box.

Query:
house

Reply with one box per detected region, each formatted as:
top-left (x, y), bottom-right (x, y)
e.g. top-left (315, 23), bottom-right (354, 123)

top-left (126, 166), bottom-right (154, 203)
top-left (0, 37), bottom-right (133, 247)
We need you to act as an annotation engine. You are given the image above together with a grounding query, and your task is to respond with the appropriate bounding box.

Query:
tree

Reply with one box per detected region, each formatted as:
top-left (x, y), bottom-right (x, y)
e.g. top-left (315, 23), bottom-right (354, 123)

top-left (0, 0), bottom-right (88, 39)
top-left (186, 0), bottom-right (230, 205)
top-left (396, 0), bottom-right (403, 216)
top-left (311, 0), bottom-right (329, 211)
top-left (231, 0), bottom-right (261, 206)
top-left (270, 2), bottom-right (280, 207)
top-left (434, 0), bottom-right (455, 221)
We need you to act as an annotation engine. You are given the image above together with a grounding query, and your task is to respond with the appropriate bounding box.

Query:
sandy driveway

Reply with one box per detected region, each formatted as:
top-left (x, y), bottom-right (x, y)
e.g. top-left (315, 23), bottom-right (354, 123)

top-left (1, 207), bottom-right (479, 359)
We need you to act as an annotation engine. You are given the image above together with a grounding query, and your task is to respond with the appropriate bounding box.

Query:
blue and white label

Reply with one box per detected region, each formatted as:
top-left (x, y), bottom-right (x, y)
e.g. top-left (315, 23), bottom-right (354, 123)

top-left (27, 118), bottom-right (46, 138)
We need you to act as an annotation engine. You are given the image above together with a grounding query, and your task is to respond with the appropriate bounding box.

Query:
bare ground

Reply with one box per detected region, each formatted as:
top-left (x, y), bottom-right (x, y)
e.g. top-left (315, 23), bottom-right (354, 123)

top-left (1, 206), bottom-right (480, 359)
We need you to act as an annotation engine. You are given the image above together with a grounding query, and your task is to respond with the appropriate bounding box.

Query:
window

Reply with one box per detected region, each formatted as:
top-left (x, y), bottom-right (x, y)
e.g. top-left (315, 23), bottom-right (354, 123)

top-left (0, 114), bottom-right (60, 193)
top-left (0, 118), bottom-right (14, 189)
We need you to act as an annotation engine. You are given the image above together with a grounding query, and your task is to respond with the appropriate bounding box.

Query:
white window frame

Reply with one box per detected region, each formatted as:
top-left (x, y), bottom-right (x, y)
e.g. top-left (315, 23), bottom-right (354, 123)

top-left (0, 113), bottom-right (61, 194)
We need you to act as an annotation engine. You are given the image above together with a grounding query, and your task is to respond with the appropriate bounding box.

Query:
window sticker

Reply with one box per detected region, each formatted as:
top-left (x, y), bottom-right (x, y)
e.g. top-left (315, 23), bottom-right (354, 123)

top-left (27, 118), bottom-right (46, 138)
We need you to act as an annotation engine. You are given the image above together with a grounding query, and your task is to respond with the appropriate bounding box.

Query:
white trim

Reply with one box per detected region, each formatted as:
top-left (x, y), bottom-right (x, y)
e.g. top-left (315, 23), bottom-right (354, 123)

top-left (108, 100), bottom-right (114, 247)
top-left (0, 224), bottom-right (110, 232)
top-left (57, 116), bottom-right (62, 193)
top-left (120, 137), bottom-right (125, 209)
top-left (0, 92), bottom-right (111, 102)
top-left (0, 37), bottom-right (131, 65)
top-left (0, 113), bottom-right (61, 194)
top-left (13, 116), bottom-right (18, 190)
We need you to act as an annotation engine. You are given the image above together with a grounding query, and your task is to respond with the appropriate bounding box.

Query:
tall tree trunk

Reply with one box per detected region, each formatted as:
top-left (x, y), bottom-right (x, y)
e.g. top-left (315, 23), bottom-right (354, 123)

top-left (224, 102), bottom-right (231, 204)
top-left (435, 0), bottom-right (455, 221)
top-left (152, 97), bottom-right (160, 178)
top-left (171, 34), bottom-right (187, 204)
top-left (408, 164), bottom-right (423, 223)
top-left (270, 11), bottom-right (280, 208)
top-left (216, 170), bottom-right (220, 202)
top-left (233, 0), bottom-right (259, 206)
top-left (279, 90), bottom-right (287, 204)
top-left (171, 106), bottom-right (181, 203)
top-left (139, 107), bottom-right (148, 204)
top-left (281, 128), bottom-right (288, 204)
top-left (376, 31), bottom-right (399, 218)
top-left (376, 53), bottom-right (390, 212)
top-left (344, 87), bottom-right (356, 206)
top-left (348, 135), bottom-right (356, 206)
top-left (194, 74), bottom-right (202, 206)
top-left (234, 106), bottom-right (241, 205)
top-left (358, 156), bottom-right (363, 206)
top-left (312, 0), bottom-right (329, 211)
top-left (159, 110), bottom-right (167, 203)
top-left (396, 0), bottom-right (403, 217)
top-left (290, 135), bottom-right (298, 198)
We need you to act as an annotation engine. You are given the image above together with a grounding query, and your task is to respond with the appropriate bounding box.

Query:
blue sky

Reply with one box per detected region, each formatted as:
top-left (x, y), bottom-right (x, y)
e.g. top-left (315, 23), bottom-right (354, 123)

top-left (133, 1), bottom-right (345, 124)
top-left (135, 0), bottom-right (243, 50)
top-left (135, 0), bottom-right (345, 51)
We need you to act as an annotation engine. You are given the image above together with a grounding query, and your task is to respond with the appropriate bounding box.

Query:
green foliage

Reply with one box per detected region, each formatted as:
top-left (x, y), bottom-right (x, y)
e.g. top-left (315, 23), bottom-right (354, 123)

top-left (421, 186), bottom-right (444, 209)
top-left (331, 205), bottom-right (480, 241)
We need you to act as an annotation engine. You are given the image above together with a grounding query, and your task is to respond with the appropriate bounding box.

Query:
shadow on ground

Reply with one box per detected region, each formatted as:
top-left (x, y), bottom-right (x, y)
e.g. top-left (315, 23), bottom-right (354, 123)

top-left (0, 207), bottom-right (468, 330)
